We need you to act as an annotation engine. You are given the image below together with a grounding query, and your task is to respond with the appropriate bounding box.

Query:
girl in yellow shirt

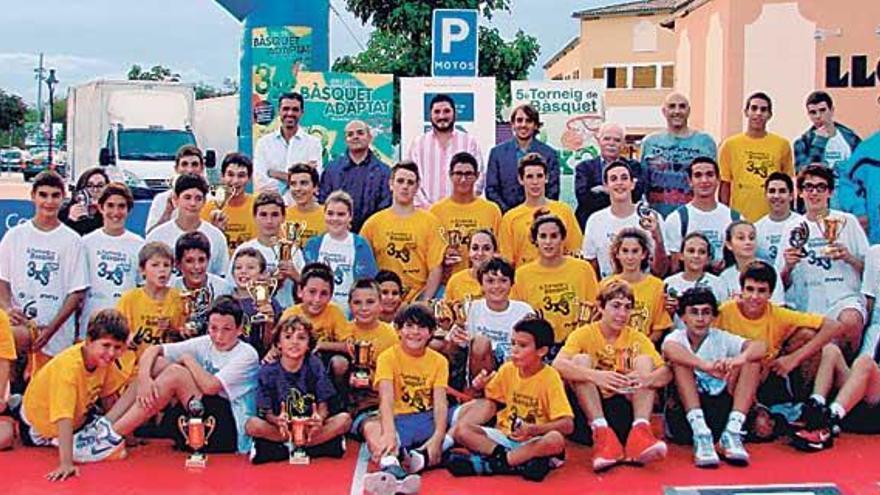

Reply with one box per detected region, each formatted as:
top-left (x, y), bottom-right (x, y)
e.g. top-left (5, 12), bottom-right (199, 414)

top-left (445, 229), bottom-right (498, 303)
top-left (602, 228), bottom-right (672, 344)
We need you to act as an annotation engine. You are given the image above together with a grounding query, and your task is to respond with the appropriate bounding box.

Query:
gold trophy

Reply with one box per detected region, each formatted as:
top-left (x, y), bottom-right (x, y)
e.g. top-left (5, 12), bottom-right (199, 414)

top-left (281, 388), bottom-right (315, 465)
top-left (177, 397), bottom-right (217, 469)
top-left (275, 221), bottom-right (308, 262)
top-left (574, 298), bottom-right (598, 327)
top-left (209, 184), bottom-right (238, 210)
top-left (617, 345), bottom-right (640, 394)
top-left (351, 340), bottom-right (374, 387)
top-left (428, 299), bottom-right (455, 338)
top-left (818, 214), bottom-right (847, 256)
top-left (636, 201), bottom-right (656, 230)
top-left (247, 277), bottom-right (278, 324)
top-left (439, 227), bottom-right (465, 266)
top-left (449, 296), bottom-right (472, 348)
top-left (788, 220), bottom-right (810, 257)
top-left (179, 286), bottom-right (211, 337)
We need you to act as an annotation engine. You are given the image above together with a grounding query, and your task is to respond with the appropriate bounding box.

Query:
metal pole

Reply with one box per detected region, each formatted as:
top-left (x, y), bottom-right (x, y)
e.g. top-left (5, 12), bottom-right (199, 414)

top-left (35, 53), bottom-right (44, 127)
top-left (46, 69), bottom-right (58, 167)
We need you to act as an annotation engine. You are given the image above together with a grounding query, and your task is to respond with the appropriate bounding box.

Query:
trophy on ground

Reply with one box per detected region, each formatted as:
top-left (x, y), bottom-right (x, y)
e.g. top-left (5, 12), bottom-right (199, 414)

top-left (208, 184), bottom-right (238, 210)
top-left (275, 221), bottom-right (308, 263)
top-left (177, 397), bottom-right (217, 469)
top-left (179, 286), bottom-right (211, 337)
top-left (351, 340), bottom-right (374, 388)
top-left (818, 214), bottom-right (847, 256)
top-left (281, 388), bottom-right (315, 465)
top-left (636, 201), bottom-right (657, 230)
top-left (788, 220), bottom-right (810, 257)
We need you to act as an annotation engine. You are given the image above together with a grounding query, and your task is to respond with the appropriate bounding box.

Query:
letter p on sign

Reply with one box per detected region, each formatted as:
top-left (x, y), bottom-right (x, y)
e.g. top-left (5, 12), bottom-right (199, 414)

top-left (432, 9), bottom-right (478, 77)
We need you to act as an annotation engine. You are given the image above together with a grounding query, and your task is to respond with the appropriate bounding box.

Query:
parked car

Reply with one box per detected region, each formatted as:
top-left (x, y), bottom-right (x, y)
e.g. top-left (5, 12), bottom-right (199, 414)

top-left (23, 147), bottom-right (67, 181)
top-left (0, 148), bottom-right (25, 172)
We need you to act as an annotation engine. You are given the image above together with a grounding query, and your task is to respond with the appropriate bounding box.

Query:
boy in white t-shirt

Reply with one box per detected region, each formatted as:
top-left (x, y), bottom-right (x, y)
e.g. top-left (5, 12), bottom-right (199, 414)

top-left (0, 171), bottom-right (88, 373)
top-left (663, 287), bottom-right (765, 467)
top-left (146, 145), bottom-right (206, 233)
top-left (146, 173), bottom-right (229, 277)
top-left (466, 257), bottom-right (533, 377)
top-left (755, 172), bottom-right (802, 265)
top-left (80, 182), bottom-right (144, 332)
top-left (778, 164), bottom-right (868, 358)
top-left (664, 157), bottom-right (739, 273)
top-left (583, 161), bottom-right (667, 278)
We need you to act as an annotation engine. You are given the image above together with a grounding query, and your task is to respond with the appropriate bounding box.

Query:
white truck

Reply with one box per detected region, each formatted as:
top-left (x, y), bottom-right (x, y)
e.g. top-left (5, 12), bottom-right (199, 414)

top-left (66, 80), bottom-right (215, 194)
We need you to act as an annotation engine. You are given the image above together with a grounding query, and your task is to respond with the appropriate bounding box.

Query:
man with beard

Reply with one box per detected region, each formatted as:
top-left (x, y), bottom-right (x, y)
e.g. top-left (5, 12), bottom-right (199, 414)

top-left (407, 94), bottom-right (482, 207)
top-left (640, 93), bottom-right (717, 218)
top-left (575, 122), bottom-right (645, 228)
top-left (254, 92), bottom-right (323, 194)
top-left (719, 92), bottom-right (794, 223)
top-left (486, 104), bottom-right (560, 213)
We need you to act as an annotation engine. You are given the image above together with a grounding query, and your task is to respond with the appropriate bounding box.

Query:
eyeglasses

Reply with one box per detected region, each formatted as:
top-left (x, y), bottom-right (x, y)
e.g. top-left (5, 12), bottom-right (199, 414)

top-left (85, 182), bottom-right (106, 190)
top-left (801, 182), bottom-right (829, 193)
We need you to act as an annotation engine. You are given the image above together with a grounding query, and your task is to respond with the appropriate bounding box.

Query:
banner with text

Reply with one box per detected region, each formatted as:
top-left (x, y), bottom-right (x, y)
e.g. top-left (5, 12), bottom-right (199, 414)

top-left (511, 80), bottom-right (605, 175)
top-left (296, 72), bottom-right (395, 164)
top-left (250, 25), bottom-right (313, 145)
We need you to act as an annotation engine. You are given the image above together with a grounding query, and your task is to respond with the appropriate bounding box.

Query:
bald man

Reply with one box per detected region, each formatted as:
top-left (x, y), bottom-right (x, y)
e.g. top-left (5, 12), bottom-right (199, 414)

top-left (319, 120), bottom-right (392, 232)
top-left (574, 122), bottom-right (646, 228)
top-left (640, 93), bottom-right (717, 217)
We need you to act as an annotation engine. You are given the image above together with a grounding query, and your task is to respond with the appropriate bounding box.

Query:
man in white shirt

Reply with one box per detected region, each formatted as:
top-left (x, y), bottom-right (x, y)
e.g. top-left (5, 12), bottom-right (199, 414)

top-left (755, 172), bottom-right (802, 265)
top-left (664, 157), bottom-right (739, 273)
top-left (146, 174), bottom-right (229, 276)
top-left (146, 145), bottom-right (206, 233)
top-left (0, 171), bottom-right (88, 365)
top-left (254, 92), bottom-right (322, 194)
top-left (778, 164), bottom-right (868, 358)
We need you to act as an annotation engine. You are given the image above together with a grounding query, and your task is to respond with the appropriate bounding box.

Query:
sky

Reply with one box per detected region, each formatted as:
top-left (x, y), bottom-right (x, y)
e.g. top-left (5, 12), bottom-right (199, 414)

top-left (0, 0), bottom-right (622, 105)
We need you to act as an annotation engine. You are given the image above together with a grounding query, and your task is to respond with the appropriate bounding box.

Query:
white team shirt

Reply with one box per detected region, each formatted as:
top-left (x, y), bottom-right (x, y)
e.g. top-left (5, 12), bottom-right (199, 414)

top-left (718, 264), bottom-right (785, 304)
top-left (314, 233), bottom-right (356, 316)
top-left (663, 272), bottom-right (728, 329)
top-left (663, 203), bottom-right (735, 263)
top-left (146, 220), bottom-right (229, 276)
top-left (662, 328), bottom-right (747, 395)
top-left (755, 212), bottom-right (803, 265)
top-left (582, 207), bottom-right (660, 279)
top-left (145, 189), bottom-right (176, 233)
top-left (0, 221), bottom-right (88, 355)
top-left (776, 210), bottom-right (867, 313)
top-left (80, 229), bottom-right (144, 331)
top-left (466, 299), bottom-right (534, 362)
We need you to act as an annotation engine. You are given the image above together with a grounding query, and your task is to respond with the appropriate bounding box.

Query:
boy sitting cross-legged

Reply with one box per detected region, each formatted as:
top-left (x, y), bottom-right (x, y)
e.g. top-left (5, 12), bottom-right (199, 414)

top-left (246, 315), bottom-right (351, 464)
top-left (662, 287), bottom-right (766, 467)
top-left (446, 316), bottom-right (574, 482)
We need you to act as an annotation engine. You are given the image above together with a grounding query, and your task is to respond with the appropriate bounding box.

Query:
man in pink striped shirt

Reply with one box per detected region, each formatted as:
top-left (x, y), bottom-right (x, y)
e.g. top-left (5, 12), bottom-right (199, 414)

top-left (407, 94), bottom-right (483, 207)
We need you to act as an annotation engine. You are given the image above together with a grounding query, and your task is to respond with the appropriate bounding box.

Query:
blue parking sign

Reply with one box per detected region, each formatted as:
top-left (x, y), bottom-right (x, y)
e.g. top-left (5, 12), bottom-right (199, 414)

top-left (431, 9), bottom-right (478, 77)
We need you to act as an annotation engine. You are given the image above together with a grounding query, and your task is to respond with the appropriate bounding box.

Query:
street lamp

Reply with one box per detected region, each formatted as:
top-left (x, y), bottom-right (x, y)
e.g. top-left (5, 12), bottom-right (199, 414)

top-left (45, 68), bottom-right (58, 167)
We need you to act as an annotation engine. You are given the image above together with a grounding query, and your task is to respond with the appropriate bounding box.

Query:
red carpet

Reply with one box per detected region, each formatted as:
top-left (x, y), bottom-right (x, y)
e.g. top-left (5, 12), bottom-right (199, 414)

top-left (1, 435), bottom-right (877, 494)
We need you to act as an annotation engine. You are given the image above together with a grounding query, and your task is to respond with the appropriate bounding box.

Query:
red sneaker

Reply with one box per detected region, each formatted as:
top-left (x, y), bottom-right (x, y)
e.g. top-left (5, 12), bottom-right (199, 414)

top-left (625, 422), bottom-right (667, 465)
top-left (591, 425), bottom-right (624, 472)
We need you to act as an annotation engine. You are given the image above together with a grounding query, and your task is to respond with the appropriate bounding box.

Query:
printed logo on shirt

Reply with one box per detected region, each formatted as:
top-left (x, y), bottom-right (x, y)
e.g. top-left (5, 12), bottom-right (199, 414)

top-left (745, 151), bottom-right (772, 179)
top-left (95, 250), bottom-right (133, 286)
top-left (400, 373), bottom-right (432, 412)
top-left (628, 303), bottom-right (651, 335)
top-left (26, 247), bottom-right (60, 286)
top-left (506, 393), bottom-right (539, 427)
top-left (386, 242), bottom-right (415, 263)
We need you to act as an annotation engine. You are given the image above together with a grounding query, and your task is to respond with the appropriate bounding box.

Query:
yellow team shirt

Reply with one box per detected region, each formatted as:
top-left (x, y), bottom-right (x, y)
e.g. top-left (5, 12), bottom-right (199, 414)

top-left (361, 208), bottom-right (446, 301)
top-left (600, 275), bottom-right (672, 342)
top-left (499, 200), bottom-right (583, 267)
top-left (280, 302), bottom-right (348, 343)
top-left (0, 310), bottom-right (16, 361)
top-left (116, 287), bottom-right (186, 356)
top-left (719, 132), bottom-right (794, 222)
top-left (715, 300), bottom-right (824, 359)
top-left (200, 193), bottom-right (258, 254)
top-left (22, 343), bottom-right (130, 438)
top-left (286, 204), bottom-right (327, 247)
top-left (444, 270), bottom-right (482, 303)
top-left (512, 257), bottom-right (599, 343)
top-left (337, 320), bottom-right (400, 370)
top-left (430, 197), bottom-right (502, 274)
top-left (374, 345), bottom-right (448, 415)
top-left (484, 362), bottom-right (573, 436)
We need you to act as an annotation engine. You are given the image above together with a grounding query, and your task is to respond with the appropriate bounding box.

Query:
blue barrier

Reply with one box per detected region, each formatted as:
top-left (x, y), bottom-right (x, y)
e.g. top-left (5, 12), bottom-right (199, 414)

top-left (0, 199), bottom-right (151, 239)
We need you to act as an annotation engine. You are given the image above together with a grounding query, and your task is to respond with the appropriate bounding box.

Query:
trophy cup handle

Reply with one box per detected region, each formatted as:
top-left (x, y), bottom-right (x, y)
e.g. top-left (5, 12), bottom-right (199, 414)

top-left (177, 416), bottom-right (188, 440)
top-left (204, 416), bottom-right (217, 445)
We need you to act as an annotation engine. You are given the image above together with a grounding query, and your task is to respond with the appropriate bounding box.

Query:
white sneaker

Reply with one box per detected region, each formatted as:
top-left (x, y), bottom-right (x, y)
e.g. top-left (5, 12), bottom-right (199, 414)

top-left (718, 430), bottom-right (749, 465)
top-left (363, 464), bottom-right (421, 495)
top-left (692, 433), bottom-right (720, 468)
top-left (73, 416), bottom-right (126, 463)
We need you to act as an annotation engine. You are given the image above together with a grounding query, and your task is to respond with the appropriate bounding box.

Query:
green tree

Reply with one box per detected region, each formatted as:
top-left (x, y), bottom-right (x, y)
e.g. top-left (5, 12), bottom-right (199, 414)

top-left (127, 64), bottom-right (181, 82)
top-left (0, 89), bottom-right (27, 132)
top-left (194, 77), bottom-right (239, 100)
top-left (333, 0), bottom-right (540, 135)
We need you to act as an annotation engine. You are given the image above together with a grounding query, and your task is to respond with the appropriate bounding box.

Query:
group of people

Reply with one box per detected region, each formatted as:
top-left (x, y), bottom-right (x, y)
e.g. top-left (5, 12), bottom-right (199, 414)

top-left (0, 87), bottom-right (878, 495)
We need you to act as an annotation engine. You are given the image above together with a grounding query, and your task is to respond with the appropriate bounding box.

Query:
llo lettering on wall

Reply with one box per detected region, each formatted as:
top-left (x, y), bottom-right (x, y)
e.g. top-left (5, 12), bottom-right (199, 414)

top-left (825, 55), bottom-right (880, 88)
top-left (431, 9), bottom-right (478, 77)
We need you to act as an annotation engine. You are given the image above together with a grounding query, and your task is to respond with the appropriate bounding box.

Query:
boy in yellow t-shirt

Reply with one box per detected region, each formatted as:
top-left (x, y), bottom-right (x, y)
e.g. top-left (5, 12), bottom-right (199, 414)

top-left (116, 242), bottom-right (185, 357)
top-left (201, 152), bottom-right (258, 254)
top-left (499, 153), bottom-right (583, 267)
top-left (285, 163), bottom-right (326, 247)
top-left (447, 317), bottom-right (573, 481)
top-left (553, 280), bottom-right (671, 473)
top-left (714, 260), bottom-right (840, 405)
top-left (430, 152), bottom-right (502, 276)
top-left (362, 304), bottom-right (450, 495)
top-left (0, 309), bottom-right (16, 450)
top-left (18, 309), bottom-right (130, 481)
top-left (361, 161), bottom-right (446, 301)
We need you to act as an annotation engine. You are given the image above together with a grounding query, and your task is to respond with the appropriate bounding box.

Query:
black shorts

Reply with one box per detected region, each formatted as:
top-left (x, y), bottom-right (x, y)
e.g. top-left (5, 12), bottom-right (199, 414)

top-left (841, 400), bottom-right (880, 434)
top-left (664, 391), bottom-right (734, 445)
top-left (163, 395), bottom-right (238, 454)
top-left (568, 390), bottom-right (636, 446)
top-left (758, 372), bottom-right (811, 406)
